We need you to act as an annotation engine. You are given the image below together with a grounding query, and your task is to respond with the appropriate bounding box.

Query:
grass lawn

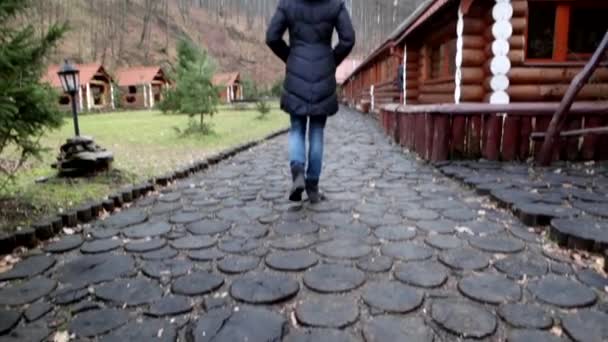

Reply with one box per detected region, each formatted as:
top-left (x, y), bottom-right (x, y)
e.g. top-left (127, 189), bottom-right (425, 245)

top-left (0, 105), bottom-right (288, 232)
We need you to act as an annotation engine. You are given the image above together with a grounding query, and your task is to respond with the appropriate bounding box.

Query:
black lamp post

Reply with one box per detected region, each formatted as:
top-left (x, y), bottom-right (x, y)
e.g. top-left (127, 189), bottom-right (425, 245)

top-left (57, 60), bottom-right (81, 136)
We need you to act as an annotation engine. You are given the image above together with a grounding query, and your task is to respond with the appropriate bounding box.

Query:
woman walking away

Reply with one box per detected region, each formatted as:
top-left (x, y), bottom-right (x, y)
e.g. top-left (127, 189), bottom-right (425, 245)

top-left (266, 0), bottom-right (355, 204)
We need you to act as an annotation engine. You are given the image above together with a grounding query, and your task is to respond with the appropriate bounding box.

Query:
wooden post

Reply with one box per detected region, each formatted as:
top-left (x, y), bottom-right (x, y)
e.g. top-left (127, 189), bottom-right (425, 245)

top-left (149, 83), bottom-right (155, 108)
top-left (400, 114), bottom-right (408, 146)
top-left (581, 116), bottom-right (603, 160)
top-left (600, 116), bottom-right (608, 160)
top-left (431, 113), bottom-right (450, 161)
top-left (408, 114), bottom-right (416, 149)
top-left (561, 117), bottom-right (581, 161)
top-left (78, 86), bottom-right (84, 112)
top-left (483, 114), bottom-right (503, 160)
top-left (393, 112), bottom-right (401, 143)
top-left (385, 111), bottom-right (393, 139)
top-left (538, 31), bottom-right (608, 165)
top-left (143, 84), bottom-right (148, 109)
top-left (519, 117), bottom-right (532, 160)
top-left (110, 84), bottom-right (115, 110)
top-left (370, 85), bottom-right (375, 112)
top-left (502, 115), bottom-right (520, 161)
top-left (86, 83), bottom-right (92, 111)
top-left (424, 113), bottom-right (435, 160)
top-left (534, 117), bottom-right (552, 159)
top-left (467, 115), bottom-right (482, 158)
top-left (415, 114), bottom-right (426, 156)
top-left (451, 116), bottom-right (466, 158)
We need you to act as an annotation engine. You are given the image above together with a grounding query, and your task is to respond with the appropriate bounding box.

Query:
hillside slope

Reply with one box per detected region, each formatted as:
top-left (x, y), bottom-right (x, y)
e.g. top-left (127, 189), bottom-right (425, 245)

top-left (30, 0), bottom-right (425, 85)
top-left (32, 0), bottom-right (285, 85)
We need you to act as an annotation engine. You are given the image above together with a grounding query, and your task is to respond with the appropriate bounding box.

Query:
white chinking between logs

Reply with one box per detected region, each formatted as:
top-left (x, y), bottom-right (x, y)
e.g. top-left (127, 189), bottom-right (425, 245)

top-left (490, 0), bottom-right (513, 104)
top-left (403, 44), bottom-right (407, 105)
top-left (455, 8), bottom-right (464, 104)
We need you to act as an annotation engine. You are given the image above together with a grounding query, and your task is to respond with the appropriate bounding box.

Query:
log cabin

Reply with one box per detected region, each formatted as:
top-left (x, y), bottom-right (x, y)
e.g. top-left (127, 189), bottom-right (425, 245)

top-left (116, 66), bottom-right (170, 110)
top-left (212, 72), bottom-right (243, 103)
top-left (341, 0), bottom-right (608, 162)
top-left (43, 63), bottom-right (115, 112)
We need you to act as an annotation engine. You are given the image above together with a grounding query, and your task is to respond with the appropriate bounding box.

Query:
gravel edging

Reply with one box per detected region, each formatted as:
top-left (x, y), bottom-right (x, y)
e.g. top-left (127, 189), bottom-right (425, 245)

top-left (0, 127), bottom-right (289, 255)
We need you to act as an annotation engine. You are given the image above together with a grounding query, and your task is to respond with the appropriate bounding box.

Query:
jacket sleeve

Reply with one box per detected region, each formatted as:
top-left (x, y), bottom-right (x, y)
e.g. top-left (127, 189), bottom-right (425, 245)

top-left (333, 1), bottom-right (356, 66)
top-left (265, 1), bottom-right (290, 63)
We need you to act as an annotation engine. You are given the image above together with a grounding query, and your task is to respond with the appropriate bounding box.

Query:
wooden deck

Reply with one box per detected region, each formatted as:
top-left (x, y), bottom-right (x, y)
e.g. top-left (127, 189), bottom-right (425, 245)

top-left (377, 102), bottom-right (608, 162)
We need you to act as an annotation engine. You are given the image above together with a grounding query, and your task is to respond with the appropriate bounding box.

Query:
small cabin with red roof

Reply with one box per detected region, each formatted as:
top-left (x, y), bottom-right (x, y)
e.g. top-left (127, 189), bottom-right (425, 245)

top-left (116, 66), bottom-right (170, 109)
top-left (212, 72), bottom-right (243, 103)
top-left (43, 63), bottom-right (114, 112)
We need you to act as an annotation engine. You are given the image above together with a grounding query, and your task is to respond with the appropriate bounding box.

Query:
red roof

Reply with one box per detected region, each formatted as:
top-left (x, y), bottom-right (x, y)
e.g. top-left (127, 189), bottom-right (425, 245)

top-left (212, 72), bottom-right (240, 87)
top-left (42, 63), bottom-right (109, 88)
top-left (336, 58), bottom-right (362, 84)
top-left (116, 66), bottom-right (165, 86)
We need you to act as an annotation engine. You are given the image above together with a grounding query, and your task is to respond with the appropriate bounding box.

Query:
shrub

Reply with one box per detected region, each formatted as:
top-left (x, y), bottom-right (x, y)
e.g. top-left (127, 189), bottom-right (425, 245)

top-left (255, 99), bottom-right (271, 120)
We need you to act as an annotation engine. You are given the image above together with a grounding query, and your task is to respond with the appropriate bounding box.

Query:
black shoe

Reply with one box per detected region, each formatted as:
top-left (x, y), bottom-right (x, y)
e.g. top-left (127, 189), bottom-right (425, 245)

top-left (289, 167), bottom-right (305, 202)
top-left (306, 180), bottom-right (325, 204)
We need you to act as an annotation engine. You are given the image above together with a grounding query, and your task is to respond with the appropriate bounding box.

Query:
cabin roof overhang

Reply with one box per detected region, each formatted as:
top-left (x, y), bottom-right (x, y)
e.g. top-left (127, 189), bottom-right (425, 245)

top-left (116, 66), bottom-right (167, 87)
top-left (343, 0), bottom-right (460, 84)
top-left (43, 63), bottom-right (113, 89)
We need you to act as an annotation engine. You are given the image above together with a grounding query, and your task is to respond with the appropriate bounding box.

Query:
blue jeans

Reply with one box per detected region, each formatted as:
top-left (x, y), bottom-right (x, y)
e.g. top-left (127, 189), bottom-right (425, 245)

top-left (289, 115), bottom-right (327, 181)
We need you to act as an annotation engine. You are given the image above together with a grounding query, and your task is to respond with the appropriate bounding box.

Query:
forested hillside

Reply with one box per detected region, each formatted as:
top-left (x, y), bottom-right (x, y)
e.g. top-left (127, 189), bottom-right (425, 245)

top-left (27, 0), bottom-right (425, 85)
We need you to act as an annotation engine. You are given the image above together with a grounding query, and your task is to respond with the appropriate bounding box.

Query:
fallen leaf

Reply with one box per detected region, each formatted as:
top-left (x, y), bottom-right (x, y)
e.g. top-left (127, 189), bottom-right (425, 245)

top-left (290, 312), bottom-right (297, 326)
top-left (53, 331), bottom-right (69, 342)
top-left (550, 325), bottom-right (563, 337)
top-left (455, 226), bottom-right (474, 235)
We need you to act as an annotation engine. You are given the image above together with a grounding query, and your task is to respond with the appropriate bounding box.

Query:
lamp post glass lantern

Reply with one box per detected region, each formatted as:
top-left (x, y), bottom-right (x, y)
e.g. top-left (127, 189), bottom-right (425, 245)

top-left (57, 60), bottom-right (81, 136)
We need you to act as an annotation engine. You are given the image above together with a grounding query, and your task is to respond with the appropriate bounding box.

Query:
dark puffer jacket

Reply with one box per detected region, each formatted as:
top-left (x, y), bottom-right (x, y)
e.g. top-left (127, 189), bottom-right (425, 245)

top-left (266, 0), bottom-right (355, 117)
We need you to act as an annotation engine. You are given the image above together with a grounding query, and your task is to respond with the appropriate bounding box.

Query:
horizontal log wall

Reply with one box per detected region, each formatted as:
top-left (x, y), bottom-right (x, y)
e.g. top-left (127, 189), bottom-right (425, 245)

top-left (379, 108), bottom-right (608, 162)
top-left (508, 0), bottom-right (608, 103)
top-left (415, 13), bottom-right (457, 104)
top-left (406, 48), bottom-right (419, 104)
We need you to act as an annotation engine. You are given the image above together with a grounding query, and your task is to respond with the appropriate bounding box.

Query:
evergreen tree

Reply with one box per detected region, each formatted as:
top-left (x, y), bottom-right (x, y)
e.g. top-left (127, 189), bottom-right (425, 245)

top-left (159, 39), bottom-right (219, 134)
top-left (0, 0), bottom-right (67, 185)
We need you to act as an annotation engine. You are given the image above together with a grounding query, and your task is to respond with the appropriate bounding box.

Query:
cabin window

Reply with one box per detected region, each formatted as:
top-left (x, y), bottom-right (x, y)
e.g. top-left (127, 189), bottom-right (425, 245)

top-left (430, 46), bottom-right (442, 79)
top-left (427, 39), bottom-right (456, 80)
top-left (526, 2), bottom-right (556, 59)
top-left (527, 1), bottom-right (608, 62)
top-left (91, 86), bottom-right (104, 106)
top-left (59, 96), bottom-right (70, 105)
top-left (568, 7), bottom-right (607, 57)
top-left (128, 86), bottom-right (137, 94)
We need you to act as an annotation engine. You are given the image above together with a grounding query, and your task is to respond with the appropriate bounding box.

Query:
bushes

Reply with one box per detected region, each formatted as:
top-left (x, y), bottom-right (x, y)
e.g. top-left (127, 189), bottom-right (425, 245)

top-left (255, 99), bottom-right (271, 120)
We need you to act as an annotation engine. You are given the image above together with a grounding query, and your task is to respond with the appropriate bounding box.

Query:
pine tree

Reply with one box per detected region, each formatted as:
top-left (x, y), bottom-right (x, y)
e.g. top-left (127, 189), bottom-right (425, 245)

top-left (159, 39), bottom-right (219, 135)
top-left (0, 0), bottom-right (67, 186)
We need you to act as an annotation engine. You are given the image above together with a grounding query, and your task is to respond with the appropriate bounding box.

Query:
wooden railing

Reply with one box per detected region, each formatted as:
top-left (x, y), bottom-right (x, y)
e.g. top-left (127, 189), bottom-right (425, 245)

top-left (538, 31), bottom-right (608, 165)
top-left (379, 102), bottom-right (608, 162)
